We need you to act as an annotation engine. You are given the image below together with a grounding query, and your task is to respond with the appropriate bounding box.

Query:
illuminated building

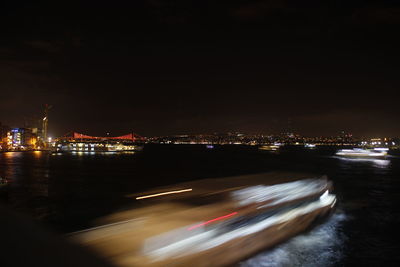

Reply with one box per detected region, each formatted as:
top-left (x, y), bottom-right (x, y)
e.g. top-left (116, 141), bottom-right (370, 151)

top-left (7, 128), bottom-right (37, 150)
top-left (41, 104), bottom-right (52, 148)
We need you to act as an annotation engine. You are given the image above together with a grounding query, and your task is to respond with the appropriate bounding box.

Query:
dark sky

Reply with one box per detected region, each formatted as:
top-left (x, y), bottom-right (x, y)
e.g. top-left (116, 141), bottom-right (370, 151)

top-left (1, 1), bottom-right (399, 137)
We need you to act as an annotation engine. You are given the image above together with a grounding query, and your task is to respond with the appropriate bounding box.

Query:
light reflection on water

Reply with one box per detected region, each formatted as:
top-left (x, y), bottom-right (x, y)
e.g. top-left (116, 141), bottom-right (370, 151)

top-left (65, 151), bottom-right (135, 156)
top-left (241, 213), bottom-right (348, 267)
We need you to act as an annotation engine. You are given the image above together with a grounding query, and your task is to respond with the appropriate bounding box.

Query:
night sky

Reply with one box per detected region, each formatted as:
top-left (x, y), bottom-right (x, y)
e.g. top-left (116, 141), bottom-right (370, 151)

top-left (1, 1), bottom-right (399, 137)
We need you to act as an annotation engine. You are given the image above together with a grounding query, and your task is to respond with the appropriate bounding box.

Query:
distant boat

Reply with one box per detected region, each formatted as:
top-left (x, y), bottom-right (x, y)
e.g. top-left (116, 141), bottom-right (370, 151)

top-left (0, 176), bottom-right (9, 191)
top-left (304, 144), bottom-right (316, 148)
top-left (206, 145), bottom-right (214, 149)
top-left (259, 145), bottom-right (280, 151)
top-left (56, 143), bottom-right (144, 153)
top-left (0, 176), bottom-right (7, 184)
top-left (335, 148), bottom-right (388, 158)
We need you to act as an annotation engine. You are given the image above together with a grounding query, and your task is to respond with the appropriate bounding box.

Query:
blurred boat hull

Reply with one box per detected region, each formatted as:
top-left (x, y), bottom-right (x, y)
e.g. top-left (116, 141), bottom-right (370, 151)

top-left (336, 148), bottom-right (387, 158)
top-left (69, 172), bottom-right (336, 267)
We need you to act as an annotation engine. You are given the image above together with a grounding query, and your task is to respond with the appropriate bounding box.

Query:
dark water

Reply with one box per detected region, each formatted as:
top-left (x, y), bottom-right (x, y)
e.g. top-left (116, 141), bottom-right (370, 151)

top-left (1, 145), bottom-right (400, 266)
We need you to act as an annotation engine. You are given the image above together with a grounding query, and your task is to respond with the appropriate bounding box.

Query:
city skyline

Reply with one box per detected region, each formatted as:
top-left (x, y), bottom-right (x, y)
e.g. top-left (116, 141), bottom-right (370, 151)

top-left (1, 111), bottom-right (400, 138)
top-left (1, 118), bottom-right (399, 140)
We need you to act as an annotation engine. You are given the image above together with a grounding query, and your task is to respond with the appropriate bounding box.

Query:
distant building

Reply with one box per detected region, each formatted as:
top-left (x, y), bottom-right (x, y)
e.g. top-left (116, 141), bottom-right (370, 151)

top-left (0, 122), bottom-right (11, 150)
top-left (8, 128), bottom-right (37, 150)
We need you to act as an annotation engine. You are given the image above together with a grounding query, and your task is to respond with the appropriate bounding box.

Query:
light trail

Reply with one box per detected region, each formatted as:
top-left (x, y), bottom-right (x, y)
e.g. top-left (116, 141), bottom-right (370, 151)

top-left (136, 188), bottom-right (192, 200)
top-left (188, 212), bottom-right (238, 230)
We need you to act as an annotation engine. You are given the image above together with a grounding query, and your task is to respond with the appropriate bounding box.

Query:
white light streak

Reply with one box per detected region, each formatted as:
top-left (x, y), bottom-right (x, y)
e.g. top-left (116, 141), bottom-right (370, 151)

top-left (136, 189), bottom-right (193, 200)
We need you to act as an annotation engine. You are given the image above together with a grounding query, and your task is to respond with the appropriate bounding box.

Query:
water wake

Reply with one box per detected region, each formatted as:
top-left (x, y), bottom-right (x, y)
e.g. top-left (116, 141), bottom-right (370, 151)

top-left (241, 212), bottom-right (348, 267)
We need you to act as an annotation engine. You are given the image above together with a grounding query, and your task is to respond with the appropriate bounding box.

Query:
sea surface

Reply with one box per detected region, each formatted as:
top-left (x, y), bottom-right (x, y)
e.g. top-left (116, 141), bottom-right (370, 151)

top-left (1, 145), bottom-right (400, 266)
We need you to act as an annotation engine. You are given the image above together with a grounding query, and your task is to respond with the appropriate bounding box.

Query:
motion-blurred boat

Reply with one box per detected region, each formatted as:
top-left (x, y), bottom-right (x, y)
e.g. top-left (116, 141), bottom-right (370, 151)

top-left (69, 172), bottom-right (336, 267)
top-left (335, 148), bottom-right (388, 158)
top-left (259, 144), bottom-right (280, 151)
top-left (305, 143), bottom-right (316, 148)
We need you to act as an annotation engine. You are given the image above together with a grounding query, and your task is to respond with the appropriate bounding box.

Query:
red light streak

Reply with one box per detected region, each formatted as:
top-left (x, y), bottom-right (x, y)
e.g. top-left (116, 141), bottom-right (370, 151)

top-left (188, 212), bottom-right (238, 230)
